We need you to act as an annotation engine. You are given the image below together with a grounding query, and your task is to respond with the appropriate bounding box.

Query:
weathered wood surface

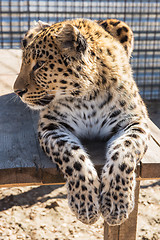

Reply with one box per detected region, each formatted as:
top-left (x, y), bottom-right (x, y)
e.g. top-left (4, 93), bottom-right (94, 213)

top-left (0, 93), bottom-right (160, 187)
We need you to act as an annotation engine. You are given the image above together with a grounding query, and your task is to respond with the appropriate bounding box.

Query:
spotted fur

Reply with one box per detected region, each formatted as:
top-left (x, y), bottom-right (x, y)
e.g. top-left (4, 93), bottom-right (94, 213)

top-left (14, 18), bottom-right (150, 225)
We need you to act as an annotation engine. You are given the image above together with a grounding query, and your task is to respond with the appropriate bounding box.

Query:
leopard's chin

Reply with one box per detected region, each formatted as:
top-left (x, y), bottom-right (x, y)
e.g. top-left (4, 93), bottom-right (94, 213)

top-left (26, 103), bottom-right (45, 110)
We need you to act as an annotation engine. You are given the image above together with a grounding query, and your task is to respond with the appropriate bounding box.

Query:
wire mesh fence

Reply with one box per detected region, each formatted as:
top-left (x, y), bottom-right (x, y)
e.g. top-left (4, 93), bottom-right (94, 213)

top-left (0, 0), bottom-right (160, 100)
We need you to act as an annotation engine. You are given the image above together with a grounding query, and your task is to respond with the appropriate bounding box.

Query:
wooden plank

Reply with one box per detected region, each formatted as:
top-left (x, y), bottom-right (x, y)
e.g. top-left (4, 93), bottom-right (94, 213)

top-left (138, 119), bottom-right (160, 180)
top-left (0, 93), bottom-right (160, 187)
top-left (140, 136), bottom-right (160, 179)
top-left (0, 93), bottom-right (58, 187)
top-left (104, 181), bottom-right (140, 240)
top-left (0, 168), bottom-right (65, 188)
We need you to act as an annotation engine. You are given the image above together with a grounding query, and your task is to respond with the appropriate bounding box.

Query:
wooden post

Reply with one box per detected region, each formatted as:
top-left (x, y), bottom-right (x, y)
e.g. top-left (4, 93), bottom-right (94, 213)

top-left (104, 181), bottom-right (140, 240)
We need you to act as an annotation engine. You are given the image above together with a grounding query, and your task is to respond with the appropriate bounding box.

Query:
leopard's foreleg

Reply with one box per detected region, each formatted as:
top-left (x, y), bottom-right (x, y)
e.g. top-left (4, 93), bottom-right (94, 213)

top-left (38, 121), bottom-right (100, 224)
top-left (100, 119), bottom-right (150, 225)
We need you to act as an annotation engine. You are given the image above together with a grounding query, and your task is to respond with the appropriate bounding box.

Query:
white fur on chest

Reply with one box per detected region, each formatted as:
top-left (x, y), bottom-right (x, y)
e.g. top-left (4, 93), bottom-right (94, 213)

top-left (41, 92), bottom-right (120, 140)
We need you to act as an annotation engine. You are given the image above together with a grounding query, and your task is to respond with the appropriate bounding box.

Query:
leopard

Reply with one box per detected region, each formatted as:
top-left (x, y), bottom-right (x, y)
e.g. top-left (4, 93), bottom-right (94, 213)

top-left (14, 18), bottom-right (150, 226)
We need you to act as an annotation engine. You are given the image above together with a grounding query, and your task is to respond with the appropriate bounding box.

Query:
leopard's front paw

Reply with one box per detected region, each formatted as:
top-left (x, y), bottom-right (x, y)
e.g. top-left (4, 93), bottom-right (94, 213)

top-left (100, 170), bottom-right (136, 226)
top-left (67, 173), bottom-right (100, 224)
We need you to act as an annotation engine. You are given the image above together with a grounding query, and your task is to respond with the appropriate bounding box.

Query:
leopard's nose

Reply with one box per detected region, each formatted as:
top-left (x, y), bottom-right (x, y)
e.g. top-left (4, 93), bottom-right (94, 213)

top-left (14, 88), bottom-right (28, 97)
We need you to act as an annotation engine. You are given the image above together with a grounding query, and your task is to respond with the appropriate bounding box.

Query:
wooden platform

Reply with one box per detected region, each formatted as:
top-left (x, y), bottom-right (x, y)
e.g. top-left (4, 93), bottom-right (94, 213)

top-left (0, 93), bottom-right (160, 187)
top-left (0, 93), bottom-right (160, 240)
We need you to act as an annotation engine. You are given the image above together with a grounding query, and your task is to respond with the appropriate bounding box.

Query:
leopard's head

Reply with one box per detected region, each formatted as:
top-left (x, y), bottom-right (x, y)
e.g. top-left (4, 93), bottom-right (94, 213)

top-left (14, 20), bottom-right (91, 109)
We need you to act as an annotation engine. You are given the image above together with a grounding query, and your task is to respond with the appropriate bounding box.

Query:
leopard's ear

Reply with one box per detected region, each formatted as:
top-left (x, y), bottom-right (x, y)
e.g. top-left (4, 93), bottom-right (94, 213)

top-left (97, 19), bottom-right (134, 58)
top-left (37, 20), bottom-right (51, 29)
top-left (22, 20), bottom-right (51, 49)
top-left (55, 24), bottom-right (88, 56)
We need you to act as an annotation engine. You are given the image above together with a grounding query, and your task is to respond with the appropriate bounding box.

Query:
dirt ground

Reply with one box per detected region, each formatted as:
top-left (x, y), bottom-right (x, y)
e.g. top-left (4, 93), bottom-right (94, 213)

top-left (0, 50), bottom-right (160, 240)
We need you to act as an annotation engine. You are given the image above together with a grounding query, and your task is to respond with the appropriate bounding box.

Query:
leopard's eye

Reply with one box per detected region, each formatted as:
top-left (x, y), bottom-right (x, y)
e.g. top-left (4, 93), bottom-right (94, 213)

top-left (33, 61), bottom-right (45, 71)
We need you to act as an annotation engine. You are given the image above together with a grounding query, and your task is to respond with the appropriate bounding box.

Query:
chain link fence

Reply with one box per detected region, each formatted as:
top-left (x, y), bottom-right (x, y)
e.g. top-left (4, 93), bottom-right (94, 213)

top-left (0, 0), bottom-right (160, 100)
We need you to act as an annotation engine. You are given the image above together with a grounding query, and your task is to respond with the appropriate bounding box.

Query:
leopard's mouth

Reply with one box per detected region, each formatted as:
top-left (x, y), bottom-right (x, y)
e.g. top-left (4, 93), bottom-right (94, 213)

top-left (25, 95), bottom-right (54, 109)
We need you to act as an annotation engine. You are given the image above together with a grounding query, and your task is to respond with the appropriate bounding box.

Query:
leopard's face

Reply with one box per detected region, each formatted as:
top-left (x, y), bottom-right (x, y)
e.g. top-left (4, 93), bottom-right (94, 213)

top-left (14, 22), bottom-right (92, 109)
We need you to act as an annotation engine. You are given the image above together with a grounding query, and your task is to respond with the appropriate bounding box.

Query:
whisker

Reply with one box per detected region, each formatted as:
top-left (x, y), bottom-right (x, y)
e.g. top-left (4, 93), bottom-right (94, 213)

top-left (5, 93), bottom-right (19, 105)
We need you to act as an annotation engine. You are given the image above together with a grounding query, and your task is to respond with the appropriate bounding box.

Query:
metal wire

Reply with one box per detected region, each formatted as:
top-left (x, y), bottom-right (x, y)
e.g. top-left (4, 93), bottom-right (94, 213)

top-left (0, 0), bottom-right (159, 100)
